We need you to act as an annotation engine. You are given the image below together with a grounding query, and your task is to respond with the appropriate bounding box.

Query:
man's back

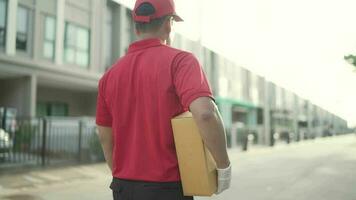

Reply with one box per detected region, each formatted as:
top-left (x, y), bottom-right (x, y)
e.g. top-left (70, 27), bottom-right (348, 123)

top-left (96, 38), bottom-right (213, 182)
top-left (96, 1), bottom-right (230, 199)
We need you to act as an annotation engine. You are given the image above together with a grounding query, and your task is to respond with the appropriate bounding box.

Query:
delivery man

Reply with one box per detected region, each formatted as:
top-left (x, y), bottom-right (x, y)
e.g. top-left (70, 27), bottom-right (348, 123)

top-left (96, 0), bottom-right (231, 199)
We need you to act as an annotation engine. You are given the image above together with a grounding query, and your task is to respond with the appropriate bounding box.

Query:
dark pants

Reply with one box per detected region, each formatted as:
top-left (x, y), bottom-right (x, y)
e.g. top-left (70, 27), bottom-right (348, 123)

top-left (110, 178), bottom-right (194, 200)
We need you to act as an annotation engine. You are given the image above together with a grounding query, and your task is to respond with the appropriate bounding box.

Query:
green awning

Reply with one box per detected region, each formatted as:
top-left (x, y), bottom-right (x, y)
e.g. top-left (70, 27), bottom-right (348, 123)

top-left (215, 96), bottom-right (258, 109)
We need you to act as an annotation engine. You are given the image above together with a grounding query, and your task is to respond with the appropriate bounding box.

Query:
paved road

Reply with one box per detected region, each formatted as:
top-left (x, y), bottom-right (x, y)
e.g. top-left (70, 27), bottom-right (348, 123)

top-left (198, 134), bottom-right (356, 200)
top-left (1, 134), bottom-right (355, 200)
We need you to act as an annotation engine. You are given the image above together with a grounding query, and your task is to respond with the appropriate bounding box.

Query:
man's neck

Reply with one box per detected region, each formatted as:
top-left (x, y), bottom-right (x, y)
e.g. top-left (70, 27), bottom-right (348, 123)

top-left (138, 33), bottom-right (166, 44)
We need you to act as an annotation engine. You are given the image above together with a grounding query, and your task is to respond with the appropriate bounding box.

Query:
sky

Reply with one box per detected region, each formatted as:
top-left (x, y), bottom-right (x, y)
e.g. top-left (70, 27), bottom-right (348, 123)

top-left (115, 0), bottom-right (356, 127)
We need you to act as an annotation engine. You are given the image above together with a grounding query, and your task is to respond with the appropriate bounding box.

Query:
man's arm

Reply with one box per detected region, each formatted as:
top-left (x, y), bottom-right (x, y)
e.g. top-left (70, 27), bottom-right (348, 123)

top-left (189, 97), bottom-right (230, 168)
top-left (97, 126), bottom-right (113, 172)
top-left (190, 97), bottom-right (231, 194)
top-left (171, 52), bottom-right (231, 194)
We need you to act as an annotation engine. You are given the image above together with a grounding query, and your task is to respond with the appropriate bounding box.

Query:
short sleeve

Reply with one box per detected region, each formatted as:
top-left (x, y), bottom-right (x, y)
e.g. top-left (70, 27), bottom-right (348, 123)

top-left (172, 52), bottom-right (214, 109)
top-left (96, 77), bottom-right (113, 127)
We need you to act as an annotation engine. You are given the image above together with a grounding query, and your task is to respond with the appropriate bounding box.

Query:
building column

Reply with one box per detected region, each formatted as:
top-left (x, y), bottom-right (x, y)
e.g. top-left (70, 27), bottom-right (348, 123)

top-left (5, 0), bottom-right (18, 56)
top-left (55, 0), bottom-right (65, 65)
top-left (112, 4), bottom-right (122, 59)
top-left (263, 81), bottom-right (272, 146)
top-left (89, 0), bottom-right (104, 72)
top-left (119, 5), bottom-right (129, 56)
top-left (293, 94), bottom-right (299, 141)
top-left (248, 109), bottom-right (257, 127)
top-left (0, 76), bottom-right (37, 117)
top-left (247, 108), bottom-right (260, 143)
top-left (219, 103), bottom-right (233, 148)
top-left (211, 53), bottom-right (219, 96)
top-left (28, 75), bottom-right (37, 117)
top-left (19, 76), bottom-right (37, 117)
top-left (32, 3), bottom-right (42, 60)
top-left (306, 101), bottom-right (313, 139)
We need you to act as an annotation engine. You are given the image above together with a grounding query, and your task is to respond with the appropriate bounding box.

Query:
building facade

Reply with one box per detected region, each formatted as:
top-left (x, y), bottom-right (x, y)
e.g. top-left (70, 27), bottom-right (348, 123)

top-left (0, 0), bottom-right (135, 118)
top-left (0, 0), bottom-right (349, 146)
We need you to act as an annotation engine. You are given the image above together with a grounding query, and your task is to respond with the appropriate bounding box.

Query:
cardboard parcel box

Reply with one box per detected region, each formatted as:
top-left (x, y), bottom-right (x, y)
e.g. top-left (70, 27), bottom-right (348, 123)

top-left (171, 112), bottom-right (217, 196)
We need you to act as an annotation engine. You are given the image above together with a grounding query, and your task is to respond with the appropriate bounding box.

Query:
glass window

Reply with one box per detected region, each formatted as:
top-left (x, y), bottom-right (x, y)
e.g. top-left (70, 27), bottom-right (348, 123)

top-left (16, 6), bottom-right (29, 51)
top-left (251, 75), bottom-right (259, 105)
top-left (43, 16), bottom-right (56, 60)
top-left (50, 103), bottom-right (68, 116)
top-left (64, 47), bottom-right (75, 63)
top-left (36, 102), bottom-right (68, 117)
top-left (64, 22), bottom-right (90, 67)
top-left (76, 27), bottom-right (89, 51)
top-left (257, 108), bottom-right (264, 125)
top-left (43, 41), bottom-right (54, 58)
top-left (76, 51), bottom-right (88, 66)
top-left (36, 102), bottom-right (48, 117)
top-left (44, 17), bottom-right (55, 41)
top-left (65, 24), bottom-right (76, 47)
top-left (276, 87), bottom-right (283, 108)
top-left (0, 0), bottom-right (7, 47)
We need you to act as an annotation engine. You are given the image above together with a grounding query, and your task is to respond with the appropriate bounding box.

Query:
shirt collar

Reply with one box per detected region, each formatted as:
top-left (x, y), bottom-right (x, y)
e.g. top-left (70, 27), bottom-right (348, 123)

top-left (128, 38), bottom-right (164, 53)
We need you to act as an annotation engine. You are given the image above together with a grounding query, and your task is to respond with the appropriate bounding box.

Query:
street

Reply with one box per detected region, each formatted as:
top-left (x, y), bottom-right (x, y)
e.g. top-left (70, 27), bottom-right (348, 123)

top-left (1, 134), bottom-right (356, 200)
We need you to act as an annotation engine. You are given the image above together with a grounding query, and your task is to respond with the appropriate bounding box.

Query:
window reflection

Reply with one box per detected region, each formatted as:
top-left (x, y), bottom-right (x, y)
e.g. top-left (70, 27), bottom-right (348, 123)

top-left (43, 16), bottom-right (56, 60)
top-left (64, 22), bottom-right (90, 67)
top-left (0, 0), bottom-right (7, 47)
top-left (16, 6), bottom-right (29, 51)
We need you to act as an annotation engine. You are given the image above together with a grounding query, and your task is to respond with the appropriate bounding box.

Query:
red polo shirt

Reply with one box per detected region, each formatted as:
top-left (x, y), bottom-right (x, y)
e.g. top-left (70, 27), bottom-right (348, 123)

top-left (96, 38), bottom-right (213, 182)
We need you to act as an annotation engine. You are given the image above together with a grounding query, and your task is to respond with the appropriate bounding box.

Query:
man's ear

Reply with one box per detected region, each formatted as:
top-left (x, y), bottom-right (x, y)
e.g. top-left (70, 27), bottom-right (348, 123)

top-left (135, 28), bottom-right (140, 36)
top-left (163, 18), bottom-right (172, 34)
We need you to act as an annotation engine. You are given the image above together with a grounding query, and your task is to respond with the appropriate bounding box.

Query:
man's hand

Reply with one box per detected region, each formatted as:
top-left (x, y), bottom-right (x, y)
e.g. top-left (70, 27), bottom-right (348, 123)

top-left (216, 164), bottom-right (232, 194)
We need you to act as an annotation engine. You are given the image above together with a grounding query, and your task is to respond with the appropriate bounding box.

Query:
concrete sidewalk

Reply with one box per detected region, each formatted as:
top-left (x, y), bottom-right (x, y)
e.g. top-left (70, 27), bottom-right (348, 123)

top-left (0, 143), bottom-right (261, 194)
top-left (0, 163), bottom-right (114, 200)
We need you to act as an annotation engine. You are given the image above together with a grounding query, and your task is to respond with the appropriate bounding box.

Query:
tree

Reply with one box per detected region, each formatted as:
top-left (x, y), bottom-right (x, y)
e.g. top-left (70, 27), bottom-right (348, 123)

top-left (344, 54), bottom-right (356, 68)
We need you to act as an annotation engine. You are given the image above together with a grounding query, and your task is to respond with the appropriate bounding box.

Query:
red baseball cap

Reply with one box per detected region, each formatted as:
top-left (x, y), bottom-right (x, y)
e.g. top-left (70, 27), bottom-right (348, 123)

top-left (133, 0), bottom-right (183, 23)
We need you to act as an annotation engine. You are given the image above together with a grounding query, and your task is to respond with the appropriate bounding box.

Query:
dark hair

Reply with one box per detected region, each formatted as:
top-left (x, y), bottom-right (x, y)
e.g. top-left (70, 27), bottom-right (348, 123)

top-left (135, 3), bottom-right (169, 33)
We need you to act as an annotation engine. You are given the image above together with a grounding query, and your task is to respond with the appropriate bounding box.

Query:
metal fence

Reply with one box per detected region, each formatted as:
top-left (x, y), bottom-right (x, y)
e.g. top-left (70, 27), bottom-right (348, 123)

top-left (0, 117), bottom-right (104, 172)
